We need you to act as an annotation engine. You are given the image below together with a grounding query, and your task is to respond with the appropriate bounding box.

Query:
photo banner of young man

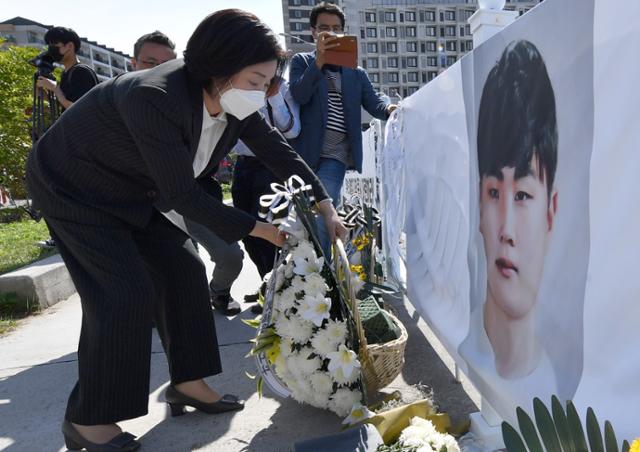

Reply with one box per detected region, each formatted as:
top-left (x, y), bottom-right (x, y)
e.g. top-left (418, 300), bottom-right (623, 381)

top-left (381, 0), bottom-right (640, 438)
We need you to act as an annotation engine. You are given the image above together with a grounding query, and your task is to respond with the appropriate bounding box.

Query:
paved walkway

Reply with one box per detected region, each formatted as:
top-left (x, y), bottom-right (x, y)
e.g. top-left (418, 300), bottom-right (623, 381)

top-left (0, 245), bottom-right (479, 451)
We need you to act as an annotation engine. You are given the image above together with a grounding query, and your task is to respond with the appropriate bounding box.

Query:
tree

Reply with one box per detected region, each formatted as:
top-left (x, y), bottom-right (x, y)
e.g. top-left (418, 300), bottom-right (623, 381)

top-left (0, 41), bottom-right (42, 198)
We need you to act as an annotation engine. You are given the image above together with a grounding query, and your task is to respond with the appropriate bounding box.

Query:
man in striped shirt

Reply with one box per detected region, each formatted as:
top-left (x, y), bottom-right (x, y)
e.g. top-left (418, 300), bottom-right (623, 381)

top-left (289, 2), bottom-right (397, 257)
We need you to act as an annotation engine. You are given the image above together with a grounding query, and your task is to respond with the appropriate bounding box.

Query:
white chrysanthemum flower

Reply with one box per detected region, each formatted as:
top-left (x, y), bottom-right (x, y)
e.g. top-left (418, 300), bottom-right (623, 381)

top-left (296, 348), bottom-right (323, 376)
top-left (303, 272), bottom-right (330, 296)
top-left (292, 240), bottom-right (317, 261)
top-left (299, 293), bottom-right (332, 327)
top-left (327, 344), bottom-right (361, 382)
top-left (309, 371), bottom-right (333, 395)
top-left (288, 316), bottom-right (315, 344)
top-left (310, 328), bottom-right (339, 357)
top-left (274, 315), bottom-right (294, 340)
top-left (332, 365), bottom-right (361, 386)
top-left (342, 403), bottom-right (373, 426)
top-left (291, 383), bottom-right (314, 404)
top-left (440, 435), bottom-right (461, 452)
top-left (275, 286), bottom-right (298, 312)
top-left (409, 417), bottom-right (439, 435)
top-left (324, 319), bottom-right (347, 347)
top-left (307, 390), bottom-right (330, 410)
top-left (329, 388), bottom-right (363, 417)
top-left (400, 426), bottom-right (429, 448)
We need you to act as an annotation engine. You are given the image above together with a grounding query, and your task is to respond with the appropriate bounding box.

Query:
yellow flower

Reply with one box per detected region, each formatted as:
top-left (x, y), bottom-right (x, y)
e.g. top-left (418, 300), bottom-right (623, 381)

top-left (630, 438), bottom-right (640, 452)
top-left (352, 234), bottom-right (372, 251)
top-left (266, 337), bottom-right (281, 365)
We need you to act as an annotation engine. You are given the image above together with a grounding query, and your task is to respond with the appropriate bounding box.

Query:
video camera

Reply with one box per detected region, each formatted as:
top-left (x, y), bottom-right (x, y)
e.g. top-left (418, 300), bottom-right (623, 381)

top-left (28, 50), bottom-right (56, 79)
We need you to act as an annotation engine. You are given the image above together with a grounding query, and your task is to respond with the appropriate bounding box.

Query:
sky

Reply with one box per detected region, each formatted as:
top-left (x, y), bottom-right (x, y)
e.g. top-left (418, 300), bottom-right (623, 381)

top-left (1, 0), bottom-right (286, 57)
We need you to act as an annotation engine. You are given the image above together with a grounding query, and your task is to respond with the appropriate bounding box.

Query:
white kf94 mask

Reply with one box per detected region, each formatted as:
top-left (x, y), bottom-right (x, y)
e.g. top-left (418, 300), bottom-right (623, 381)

top-left (219, 83), bottom-right (266, 120)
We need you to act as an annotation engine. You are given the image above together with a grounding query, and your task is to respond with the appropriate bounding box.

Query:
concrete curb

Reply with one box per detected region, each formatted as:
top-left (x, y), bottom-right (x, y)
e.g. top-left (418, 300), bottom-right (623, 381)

top-left (0, 254), bottom-right (76, 308)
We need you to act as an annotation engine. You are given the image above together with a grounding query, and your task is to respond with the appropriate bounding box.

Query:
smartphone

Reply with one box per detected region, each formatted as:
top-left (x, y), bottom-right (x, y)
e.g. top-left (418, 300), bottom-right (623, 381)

top-left (324, 35), bottom-right (358, 69)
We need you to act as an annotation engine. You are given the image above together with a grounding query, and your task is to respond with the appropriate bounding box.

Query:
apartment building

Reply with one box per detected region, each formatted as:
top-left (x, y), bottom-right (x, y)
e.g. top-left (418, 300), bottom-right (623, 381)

top-left (0, 16), bottom-right (132, 81)
top-left (282, 0), bottom-right (542, 97)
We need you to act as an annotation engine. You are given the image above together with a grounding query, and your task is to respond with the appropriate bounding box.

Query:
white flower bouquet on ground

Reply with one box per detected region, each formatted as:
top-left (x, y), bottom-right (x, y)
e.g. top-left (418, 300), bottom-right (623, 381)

top-left (246, 176), bottom-right (366, 419)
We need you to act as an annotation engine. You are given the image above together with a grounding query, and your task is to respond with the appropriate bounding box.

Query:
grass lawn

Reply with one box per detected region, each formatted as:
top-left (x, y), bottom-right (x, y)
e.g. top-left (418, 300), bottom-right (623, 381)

top-left (0, 217), bottom-right (54, 334)
top-left (0, 217), bottom-right (56, 275)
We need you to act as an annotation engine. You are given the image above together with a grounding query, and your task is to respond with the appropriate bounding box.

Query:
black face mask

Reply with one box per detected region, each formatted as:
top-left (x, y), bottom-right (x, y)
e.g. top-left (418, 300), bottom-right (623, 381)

top-left (47, 45), bottom-right (64, 62)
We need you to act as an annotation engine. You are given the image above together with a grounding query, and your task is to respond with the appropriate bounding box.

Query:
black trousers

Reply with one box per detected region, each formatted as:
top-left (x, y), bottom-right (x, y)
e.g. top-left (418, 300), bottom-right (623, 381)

top-left (231, 156), bottom-right (278, 279)
top-left (47, 211), bottom-right (222, 425)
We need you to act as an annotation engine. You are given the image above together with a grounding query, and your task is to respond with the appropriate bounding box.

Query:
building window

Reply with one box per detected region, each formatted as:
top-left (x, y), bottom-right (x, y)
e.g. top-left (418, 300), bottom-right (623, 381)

top-left (367, 58), bottom-right (379, 68)
top-left (386, 42), bottom-right (397, 53)
top-left (407, 72), bottom-right (419, 83)
top-left (406, 42), bottom-right (417, 52)
top-left (385, 12), bottom-right (396, 22)
top-left (446, 55), bottom-right (457, 66)
top-left (407, 57), bottom-right (418, 67)
top-left (366, 27), bottom-right (377, 38)
top-left (446, 41), bottom-right (457, 52)
top-left (426, 41), bottom-right (436, 52)
top-left (425, 10), bottom-right (436, 22)
top-left (426, 26), bottom-right (436, 37)
top-left (405, 11), bottom-right (416, 22)
top-left (389, 72), bottom-right (399, 83)
top-left (445, 25), bottom-right (456, 37)
top-left (445, 10), bottom-right (456, 21)
top-left (460, 41), bottom-right (466, 52)
top-left (387, 57), bottom-right (398, 68)
top-left (467, 40), bottom-right (473, 51)
top-left (386, 27), bottom-right (397, 37)
top-left (367, 43), bottom-right (378, 53)
top-left (365, 12), bottom-right (376, 22)
top-left (289, 0), bottom-right (301, 5)
top-left (290, 22), bottom-right (310, 31)
top-left (460, 9), bottom-right (475, 21)
top-left (428, 71), bottom-right (438, 81)
top-left (370, 73), bottom-right (379, 83)
top-left (460, 26), bottom-right (465, 37)
top-left (291, 9), bottom-right (310, 18)
top-left (408, 86), bottom-right (419, 96)
top-left (406, 26), bottom-right (416, 37)
top-left (427, 56), bottom-right (437, 67)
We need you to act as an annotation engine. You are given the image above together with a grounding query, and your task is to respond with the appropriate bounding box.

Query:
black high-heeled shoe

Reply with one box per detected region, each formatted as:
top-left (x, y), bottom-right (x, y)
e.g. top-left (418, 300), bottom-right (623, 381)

top-left (61, 419), bottom-right (140, 451)
top-left (165, 385), bottom-right (245, 417)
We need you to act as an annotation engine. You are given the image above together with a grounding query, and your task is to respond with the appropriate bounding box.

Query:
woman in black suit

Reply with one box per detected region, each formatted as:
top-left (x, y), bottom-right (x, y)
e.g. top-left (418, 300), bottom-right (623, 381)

top-left (26, 9), bottom-right (345, 451)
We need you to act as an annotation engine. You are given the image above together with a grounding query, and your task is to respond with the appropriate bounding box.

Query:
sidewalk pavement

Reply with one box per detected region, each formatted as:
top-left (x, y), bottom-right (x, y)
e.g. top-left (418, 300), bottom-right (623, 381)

top-left (0, 244), bottom-right (479, 452)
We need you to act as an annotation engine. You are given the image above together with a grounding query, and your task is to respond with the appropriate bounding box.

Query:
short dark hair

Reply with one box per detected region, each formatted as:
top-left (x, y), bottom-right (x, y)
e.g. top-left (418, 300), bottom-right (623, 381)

top-left (184, 9), bottom-right (286, 92)
top-left (477, 40), bottom-right (558, 199)
top-left (310, 2), bottom-right (345, 29)
top-left (133, 31), bottom-right (176, 59)
top-left (44, 26), bottom-right (81, 53)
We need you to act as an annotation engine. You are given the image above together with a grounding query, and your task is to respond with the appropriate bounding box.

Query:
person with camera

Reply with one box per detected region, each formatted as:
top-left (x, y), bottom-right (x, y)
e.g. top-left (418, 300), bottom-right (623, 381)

top-left (289, 2), bottom-right (397, 258)
top-left (26, 10), bottom-right (345, 450)
top-left (34, 26), bottom-right (99, 249)
top-left (36, 26), bottom-right (98, 111)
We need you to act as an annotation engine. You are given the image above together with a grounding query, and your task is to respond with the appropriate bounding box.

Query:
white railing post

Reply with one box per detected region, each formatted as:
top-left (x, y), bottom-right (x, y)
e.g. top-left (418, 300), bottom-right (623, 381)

top-left (468, 0), bottom-right (518, 49)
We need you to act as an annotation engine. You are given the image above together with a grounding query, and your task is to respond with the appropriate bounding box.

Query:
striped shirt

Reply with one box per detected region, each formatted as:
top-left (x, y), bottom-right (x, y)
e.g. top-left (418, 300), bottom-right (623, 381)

top-left (321, 68), bottom-right (350, 165)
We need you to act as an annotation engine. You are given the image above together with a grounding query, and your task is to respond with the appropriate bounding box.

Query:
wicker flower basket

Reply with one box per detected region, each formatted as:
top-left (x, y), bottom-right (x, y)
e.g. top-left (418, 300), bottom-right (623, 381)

top-left (333, 239), bottom-right (408, 394)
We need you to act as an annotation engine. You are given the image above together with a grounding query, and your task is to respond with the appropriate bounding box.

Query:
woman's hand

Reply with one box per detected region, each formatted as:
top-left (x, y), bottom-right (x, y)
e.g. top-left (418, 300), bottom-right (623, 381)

top-left (318, 199), bottom-right (348, 245)
top-left (249, 221), bottom-right (287, 247)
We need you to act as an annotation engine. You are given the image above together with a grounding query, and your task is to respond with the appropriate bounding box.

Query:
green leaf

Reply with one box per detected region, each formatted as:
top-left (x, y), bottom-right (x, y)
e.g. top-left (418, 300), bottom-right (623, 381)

top-left (552, 396), bottom-right (575, 452)
top-left (603, 421), bottom-right (619, 452)
top-left (517, 406), bottom-right (544, 452)
top-left (533, 397), bottom-right (562, 452)
top-left (502, 421), bottom-right (528, 452)
top-left (566, 401), bottom-right (588, 452)
top-left (242, 318), bottom-right (261, 328)
top-left (586, 407), bottom-right (604, 452)
top-left (621, 440), bottom-right (630, 452)
top-left (257, 376), bottom-right (264, 399)
top-left (250, 339), bottom-right (274, 356)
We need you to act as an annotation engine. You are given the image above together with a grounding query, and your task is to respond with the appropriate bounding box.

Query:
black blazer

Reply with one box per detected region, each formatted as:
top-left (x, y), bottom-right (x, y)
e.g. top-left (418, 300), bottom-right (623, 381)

top-left (27, 59), bottom-right (329, 244)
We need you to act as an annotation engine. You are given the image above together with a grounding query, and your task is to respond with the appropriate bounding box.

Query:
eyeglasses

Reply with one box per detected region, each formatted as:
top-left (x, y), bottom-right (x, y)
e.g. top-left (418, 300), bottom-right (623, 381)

top-left (314, 25), bottom-right (344, 33)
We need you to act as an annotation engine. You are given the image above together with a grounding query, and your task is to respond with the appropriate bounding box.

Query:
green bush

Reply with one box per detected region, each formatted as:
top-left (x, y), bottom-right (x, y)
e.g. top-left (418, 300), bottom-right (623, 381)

top-left (0, 41), bottom-right (42, 198)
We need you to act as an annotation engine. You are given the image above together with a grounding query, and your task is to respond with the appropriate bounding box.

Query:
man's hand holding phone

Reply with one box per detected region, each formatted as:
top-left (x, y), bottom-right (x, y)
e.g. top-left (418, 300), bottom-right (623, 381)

top-left (315, 32), bottom-right (341, 69)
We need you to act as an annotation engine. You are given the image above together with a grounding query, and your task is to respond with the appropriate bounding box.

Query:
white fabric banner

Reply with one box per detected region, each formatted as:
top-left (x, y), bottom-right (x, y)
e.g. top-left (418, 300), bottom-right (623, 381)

top-left (382, 0), bottom-right (639, 438)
